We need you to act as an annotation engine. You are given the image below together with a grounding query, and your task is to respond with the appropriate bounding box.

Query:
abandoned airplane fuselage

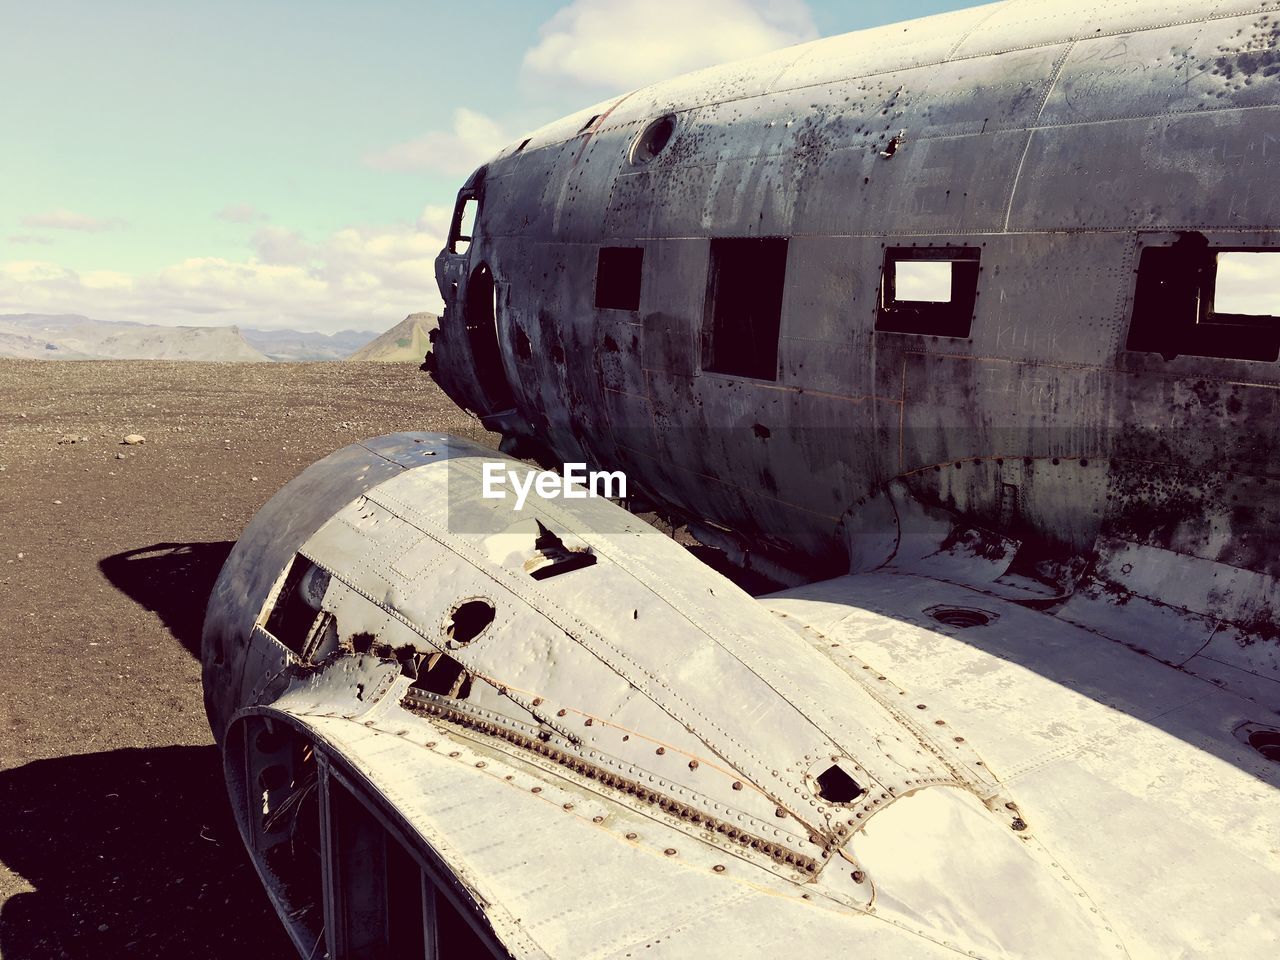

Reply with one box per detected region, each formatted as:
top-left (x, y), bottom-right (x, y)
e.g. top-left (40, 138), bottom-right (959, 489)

top-left (204, 2), bottom-right (1280, 957)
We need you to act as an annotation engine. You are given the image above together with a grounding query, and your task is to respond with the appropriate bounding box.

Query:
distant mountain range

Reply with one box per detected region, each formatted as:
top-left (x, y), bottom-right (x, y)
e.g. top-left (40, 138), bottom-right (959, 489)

top-left (240, 327), bottom-right (376, 361)
top-left (347, 312), bottom-right (438, 361)
top-left (0, 313), bottom-right (435, 362)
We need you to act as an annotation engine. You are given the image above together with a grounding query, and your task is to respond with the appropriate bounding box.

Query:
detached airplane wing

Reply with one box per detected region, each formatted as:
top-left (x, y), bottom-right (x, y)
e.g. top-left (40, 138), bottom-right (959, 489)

top-left (205, 2), bottom-right (1280, 957)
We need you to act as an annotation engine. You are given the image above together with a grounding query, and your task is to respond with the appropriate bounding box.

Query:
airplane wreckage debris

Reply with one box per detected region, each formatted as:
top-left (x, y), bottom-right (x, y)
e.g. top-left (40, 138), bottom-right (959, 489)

top-left (204, 1), bottom-right (1280, 957)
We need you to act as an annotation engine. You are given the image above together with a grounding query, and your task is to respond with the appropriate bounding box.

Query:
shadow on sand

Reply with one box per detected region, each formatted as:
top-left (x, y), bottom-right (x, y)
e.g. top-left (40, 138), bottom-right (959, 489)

top-left (98, 541), bottom-right (236, 659)
top-left (0, 541), bottom-right (291, 959)
top-left (0, 745), bottom-right (292, 960)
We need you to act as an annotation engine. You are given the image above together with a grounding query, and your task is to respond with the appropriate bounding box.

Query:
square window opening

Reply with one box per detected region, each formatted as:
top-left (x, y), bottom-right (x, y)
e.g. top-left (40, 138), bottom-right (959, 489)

top-left (876, 247), bottom-right (980, 337)
top-left (595, 247), bottom-right (644, 311)
top-left (1126, 234), bottom-right (1280, 362)
top-left (701, 237), bottom-right (788, 381)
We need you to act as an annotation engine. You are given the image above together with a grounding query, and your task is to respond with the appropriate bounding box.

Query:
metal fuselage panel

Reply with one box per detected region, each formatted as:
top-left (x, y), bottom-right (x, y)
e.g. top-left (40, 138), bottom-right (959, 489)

top-left (431, 1), bottom-right (1280, 592)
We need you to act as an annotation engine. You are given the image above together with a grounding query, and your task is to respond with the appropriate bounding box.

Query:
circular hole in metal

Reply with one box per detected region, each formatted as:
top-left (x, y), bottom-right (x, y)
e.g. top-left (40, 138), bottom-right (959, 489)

top-left (1248, 728), bottom-right (1280, 762)
top-left (631, 114), bottom-right (676, 165)
top-left (929, 606), bottom-right (992, 629)
top-left (258, 764), bottom-right (289, 792)
top-left (447, 599), bottom-right (496, 645)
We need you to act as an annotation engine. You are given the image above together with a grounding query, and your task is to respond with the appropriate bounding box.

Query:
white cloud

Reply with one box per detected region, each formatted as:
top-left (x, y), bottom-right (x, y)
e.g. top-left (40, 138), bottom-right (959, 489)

top-left (0, 219), bottom-right (447, 334)
top-left (19, 209), bottom-right (127, 232)
top-left (1214, 252), bottom-right (1280, 316)
top-left (6, 234), bottom-right (55, 245)
top-left (215, 202), bottom-right (269, 223)
top-left (364, 108), bottom-right (509, 176)
top-left (524, 0), bottom-right (817, 90)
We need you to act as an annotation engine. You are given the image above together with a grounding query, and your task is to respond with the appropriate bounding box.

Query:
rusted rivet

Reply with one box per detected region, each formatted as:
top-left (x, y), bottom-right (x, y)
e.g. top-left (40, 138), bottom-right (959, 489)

top-left (1011, 817), bottom-right (1027, 831)
top-left (953, 736), bottom-right (965, 743)
top-left (584, 718), bottom-right (593, 726)
top-left (1005, 801), bottom-right (1018, 810)
top-left (775, 807), bottom-right (787, 818)
top-left (426, 741), bottom-right (437, 748)
top-left (713, 864), bottom-right (726, 873)
top-left (563, 803), bottom-right (574, 811)
top-left (934, 719), bottom-right (945, 726)
top-left (592, 815), bottom-right (604, 823)
top-left (557, 709), bottom-right (567, 717)
top-left (732, 780), bottom-right (743, 790)
top-left (532, 697), bottom-right (543, 706)
top-left (656, 747), bottom-right (665, 755)
top-left (916, 704), bottom-right (927, 710)
top-left (531, 787), bottom-right (542, 794)
top-left (504, 775), bottom-right (514, 781)
top-left (688, 760), bottom-right (699, 770)
top-left (625, 832), bottom-right (638, 840)
top-left (664, 848), bottom-right (677, 856)
top-left (448, 751), bottom-right (460, 758)
top-left (475, 761), bottom-right (486, 768)
top-left (851, 869), bottom-right (866, 883)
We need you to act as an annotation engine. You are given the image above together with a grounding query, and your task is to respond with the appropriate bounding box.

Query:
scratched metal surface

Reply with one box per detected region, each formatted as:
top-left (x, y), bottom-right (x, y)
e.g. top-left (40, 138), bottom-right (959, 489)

top-left (207, 441), bottom-right (1136, 958)
top-left (429, 0), bottom-right (1280, 696)
top-left (766, 573), bottom-right (1280, 959)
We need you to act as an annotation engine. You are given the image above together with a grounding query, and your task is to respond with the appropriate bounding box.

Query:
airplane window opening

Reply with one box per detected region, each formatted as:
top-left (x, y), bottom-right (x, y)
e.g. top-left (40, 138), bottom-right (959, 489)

top-left (631, 114), bottom-right (677, 164)
top-left (1126, 234), bottom-right (1280, 362)
top-left (595, 246), bottom-right (644, 310)
top-left (451, 197), bottom-right (477, 255)
top-left (876, 247), bottom-right (979, 337)
top-left (701, 237), bottom-right (788, 381)
top-left (815, 764), bottom-right (865, 803)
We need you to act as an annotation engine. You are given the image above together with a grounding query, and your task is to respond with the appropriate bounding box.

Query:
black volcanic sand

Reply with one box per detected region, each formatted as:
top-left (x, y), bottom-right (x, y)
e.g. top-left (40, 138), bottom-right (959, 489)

top-left (0, 360), bottom-right (493, 959)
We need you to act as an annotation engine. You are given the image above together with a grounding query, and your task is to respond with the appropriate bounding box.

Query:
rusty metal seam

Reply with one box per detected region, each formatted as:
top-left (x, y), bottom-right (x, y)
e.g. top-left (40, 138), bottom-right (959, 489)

top-left (398, 694), bottom-right (826, 875)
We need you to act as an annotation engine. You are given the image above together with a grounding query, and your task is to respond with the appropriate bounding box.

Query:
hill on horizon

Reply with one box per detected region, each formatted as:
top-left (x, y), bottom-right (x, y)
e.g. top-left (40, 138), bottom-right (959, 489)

top-left (240, 327), bottom-right (376, 361)
top-left (0, 313), bottom-right (269, 362)
top-left (347, 312), bottom-right (438, 362)
top-left (0, 314), bottom-right (384, 362)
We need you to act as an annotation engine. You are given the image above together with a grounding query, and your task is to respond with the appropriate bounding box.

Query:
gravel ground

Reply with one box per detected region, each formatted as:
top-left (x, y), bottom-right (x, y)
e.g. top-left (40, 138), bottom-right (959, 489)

top-left (0, 359), bottom-right (494, 959)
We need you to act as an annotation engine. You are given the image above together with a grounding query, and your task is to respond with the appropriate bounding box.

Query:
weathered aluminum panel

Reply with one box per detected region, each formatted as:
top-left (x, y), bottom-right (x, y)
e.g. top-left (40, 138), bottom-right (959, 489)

top-left (766, 572), bottom-right (1280, 959)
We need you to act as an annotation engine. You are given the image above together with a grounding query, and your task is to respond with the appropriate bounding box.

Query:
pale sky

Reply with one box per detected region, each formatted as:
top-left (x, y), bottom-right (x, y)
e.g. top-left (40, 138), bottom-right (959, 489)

top-left (0, 0), bottom-right (978, 334)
